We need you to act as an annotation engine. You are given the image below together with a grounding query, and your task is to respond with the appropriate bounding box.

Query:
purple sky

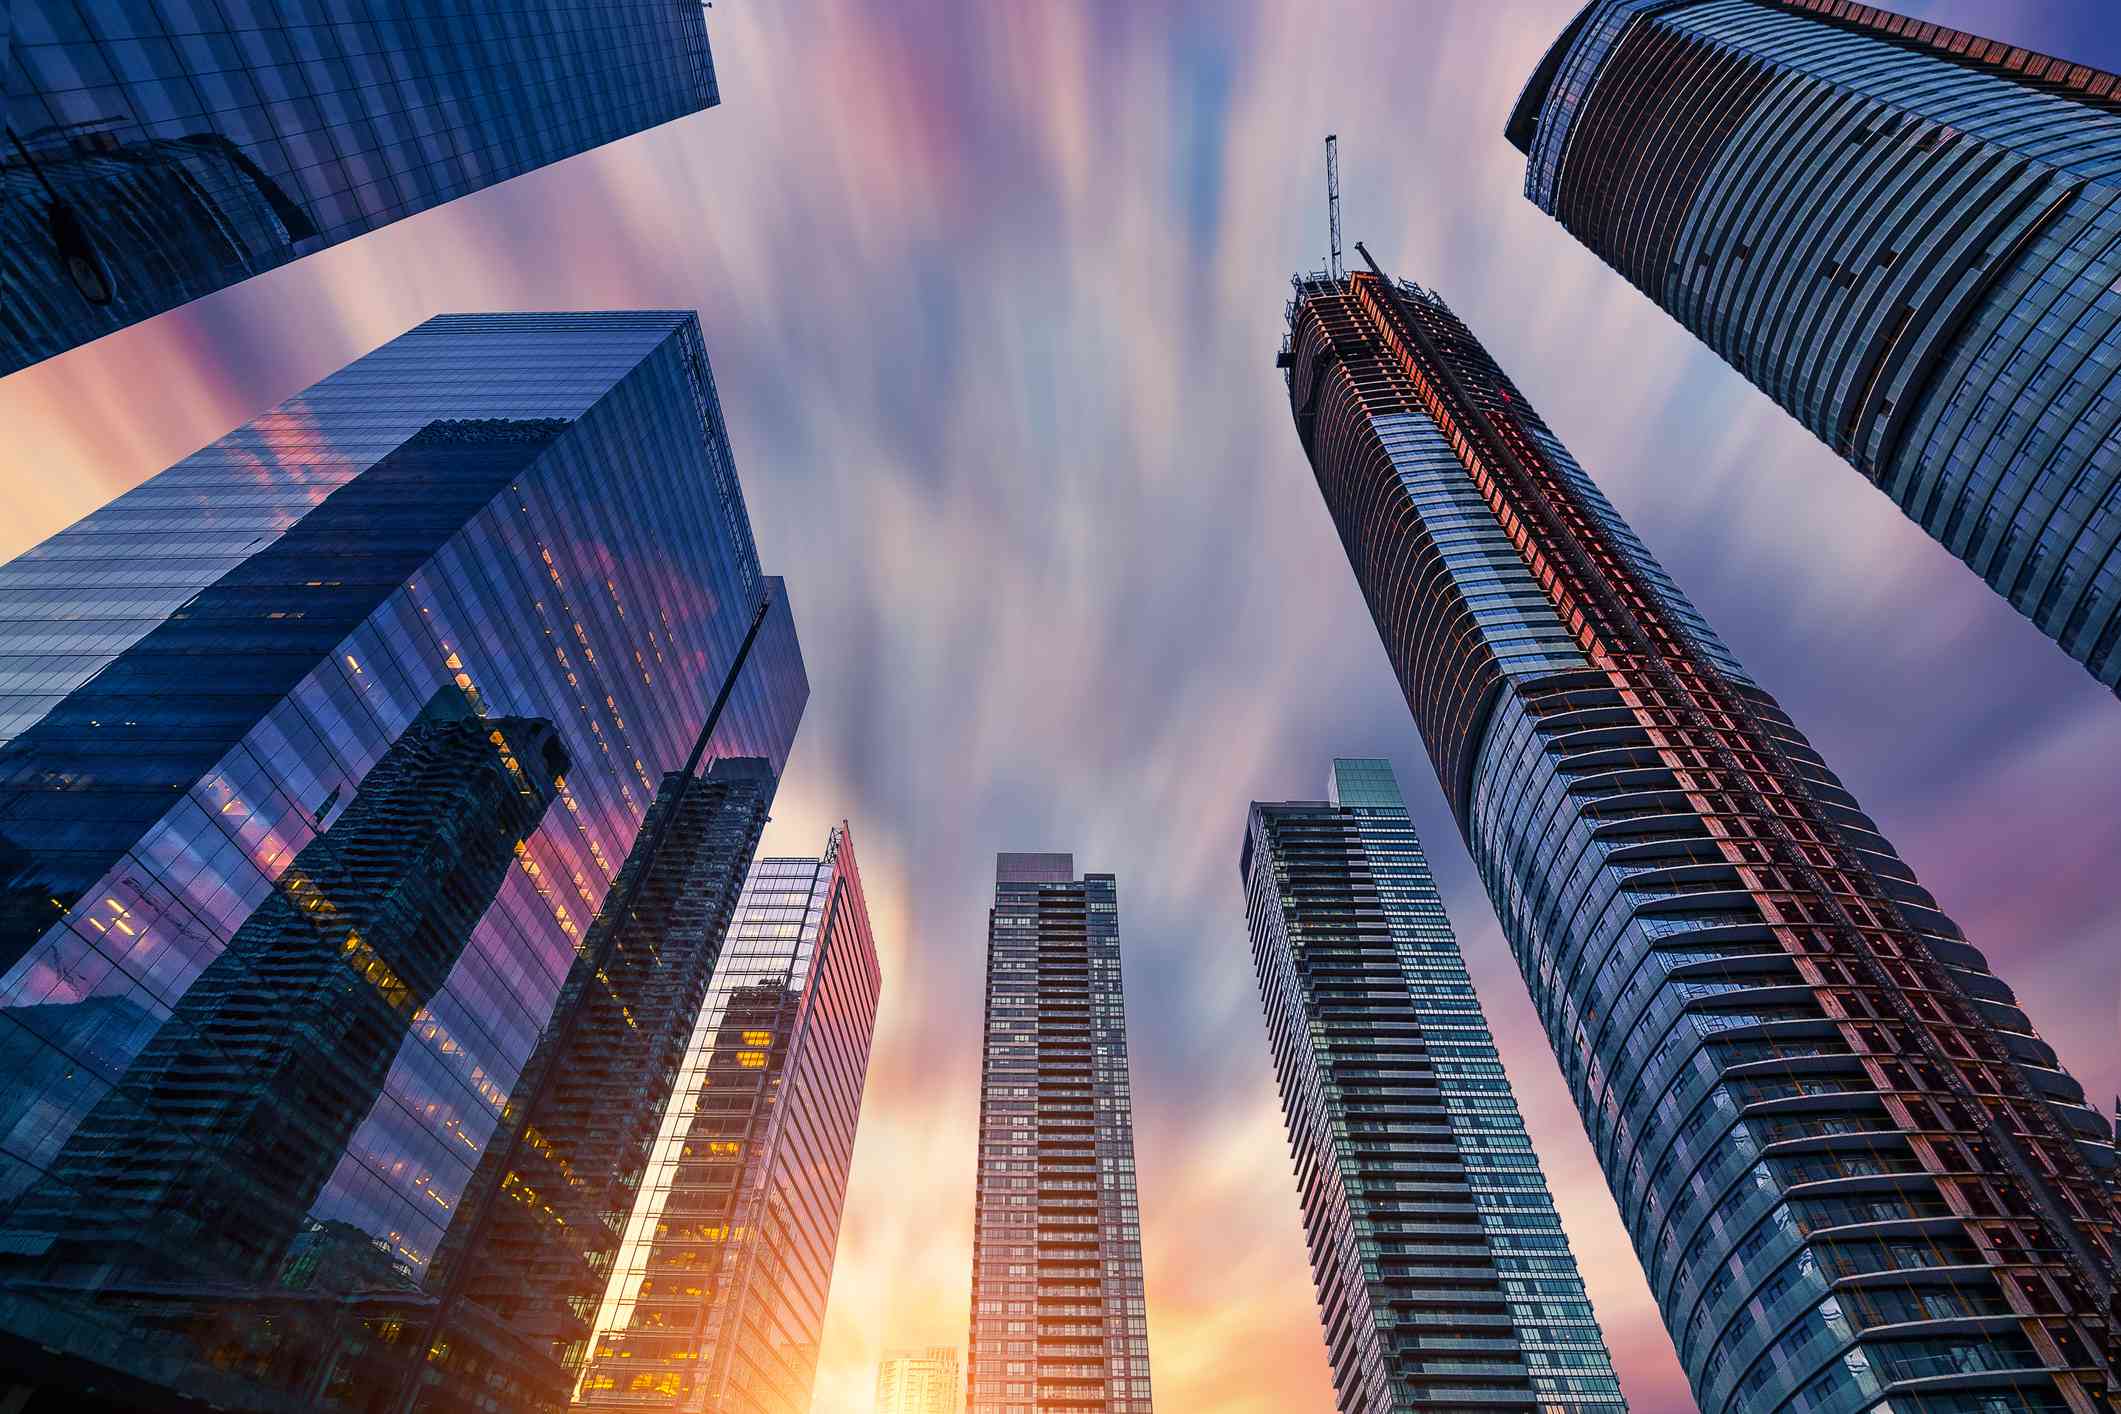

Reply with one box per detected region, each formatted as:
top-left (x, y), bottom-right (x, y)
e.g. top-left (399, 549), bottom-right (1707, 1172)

top-left (3, 3), bottom-right (2117, 1409)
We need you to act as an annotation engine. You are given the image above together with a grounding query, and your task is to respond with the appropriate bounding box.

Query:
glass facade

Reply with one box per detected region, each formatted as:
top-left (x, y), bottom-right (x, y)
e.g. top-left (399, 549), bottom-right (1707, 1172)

top-left (1508, 0), bottom-right (2121, 693)
top-left (1283, 265), bottom-right (2119, 1413)
top-left (576, 826), bottom-right (882, 1414)
top-left (874, 1345), bottom-right (963, 1414)
top-left (0, 310), bottom-right (807, 1413)
top-left (437, 757), bottom-right (782, 1411)
top-left (968, 854), bottom-right (1153, 1414)
top-left (5, 1), bottom-right (717, 374)
top-left (1241, 758), bottom-right (1626, 1413)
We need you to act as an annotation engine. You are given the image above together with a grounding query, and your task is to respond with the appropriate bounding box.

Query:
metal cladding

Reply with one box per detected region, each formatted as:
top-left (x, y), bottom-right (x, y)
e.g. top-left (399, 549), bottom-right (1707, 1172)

top-left (1281, 261), bottom-right (2120, 1412)
top-left (1510, 0), bottom-right (2121, 693)
top-left (1242, 758), bottom-right (1627, 1412)
top-left (968, 856), bottom-right (1153, 1414)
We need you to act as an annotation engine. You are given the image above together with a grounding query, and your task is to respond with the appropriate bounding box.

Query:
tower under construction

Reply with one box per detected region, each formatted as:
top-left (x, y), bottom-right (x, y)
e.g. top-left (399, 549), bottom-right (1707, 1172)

top-left (1279, 244), bottom-right (2118, 1411)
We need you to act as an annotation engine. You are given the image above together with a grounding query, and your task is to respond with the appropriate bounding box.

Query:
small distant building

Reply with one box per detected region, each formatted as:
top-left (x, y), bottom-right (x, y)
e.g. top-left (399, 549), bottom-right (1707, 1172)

top-left (875, 1345), bottom-right (962, 1414)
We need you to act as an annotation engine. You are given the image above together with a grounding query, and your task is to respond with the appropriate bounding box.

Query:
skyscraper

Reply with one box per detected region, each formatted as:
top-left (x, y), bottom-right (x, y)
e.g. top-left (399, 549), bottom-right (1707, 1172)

top-left (1507, 0), bottom-right (2121, 691)
top-left (434, 757), bottom-right (782, 1410)
top-left (1243, 758), bottom-right (1626, 1413)
top-left (574, 826), bottom-right (882, 1414)
top-left (968, 854), bottom-right (1153, 1414)
top-left (1280, 255), bottom-right (2119, 1411)
top-left (5, 688), bottom-right (566, 1294)
top-left (5, 3), bottom-right (720, 375)
top-left (875, 1346), bottom-right (962, 1414)
top-left (0, 311), bottom-right (807, 1413)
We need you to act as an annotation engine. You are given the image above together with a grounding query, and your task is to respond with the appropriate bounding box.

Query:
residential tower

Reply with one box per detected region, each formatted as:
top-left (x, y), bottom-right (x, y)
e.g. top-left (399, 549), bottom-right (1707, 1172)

top-left (1509, 0), bottom-right (2121, 690)
top-left (1244, 757), bottom-right (1626, 1412)
top-left (967, 854), bottom-right (1153, 1414)
top-left (1279, 255), bottom-right (2118, 1411)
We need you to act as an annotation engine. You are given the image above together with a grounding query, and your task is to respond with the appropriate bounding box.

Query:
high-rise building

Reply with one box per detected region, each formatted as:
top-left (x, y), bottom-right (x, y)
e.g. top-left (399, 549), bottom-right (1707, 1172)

top-left (0, 311), bottom-right (807, 1413)
top-left (874, 1346), bottom-right (962, 1414)
top-left (1507, 0), bottom-right (2121, 692)
top-left (436, 757), bottom-right (782, 1410)
top-left (1243, 757), bottom-right (1626, 1413)
top-left (4, 3), bottom-right (720, 375)
top-left (1279, 256), bottom-right (2119, 1412)
top-left (5, 688), bottom-right (566, 1295)
top-left (574, 826), bottom-right (882, 1414)
top-left (967, 854), bottom-right (1153, 1414)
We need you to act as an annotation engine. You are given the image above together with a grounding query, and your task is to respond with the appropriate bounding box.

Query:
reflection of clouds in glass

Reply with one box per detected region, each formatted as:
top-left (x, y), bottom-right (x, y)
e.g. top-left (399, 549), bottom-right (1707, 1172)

top-left (579, 827), bottom-right (877, 1410)
top-left (4, 4), bottom-right (2121, 1411)
top-left (0, 691), bottom-right (561, 1296)
top-left (0, 318), bottom-right (806, 1410)
top-left (2, 5), bottom-right (715, 374)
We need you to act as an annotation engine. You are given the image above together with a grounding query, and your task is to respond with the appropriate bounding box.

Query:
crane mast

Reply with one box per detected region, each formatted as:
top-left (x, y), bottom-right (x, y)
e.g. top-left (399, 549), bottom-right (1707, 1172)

top-left (1325, 134), bottom-right (1343, 279)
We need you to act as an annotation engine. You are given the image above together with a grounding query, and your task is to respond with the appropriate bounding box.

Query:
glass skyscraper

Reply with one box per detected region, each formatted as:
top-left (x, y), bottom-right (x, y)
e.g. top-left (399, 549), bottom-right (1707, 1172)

top-left (437, 757), bottom-right (782, 1412)
top-left (1508, 0), bottom-right (2121, 692)
top-left (1280, 258), bottom-right (2118, 1412)
top-left (874, 1346), bottom-right (962, 1414)
top-left (5, 2), bottom-right (719, 375)
top-left (0, 310), bottom-right (807, 1413)
top-left (575, 825), bottom-right (882, 1414)
top-left (968, 854), bottom-right (1153, 1414)
top-left (1243, 757), bottom-right (1626, 1413)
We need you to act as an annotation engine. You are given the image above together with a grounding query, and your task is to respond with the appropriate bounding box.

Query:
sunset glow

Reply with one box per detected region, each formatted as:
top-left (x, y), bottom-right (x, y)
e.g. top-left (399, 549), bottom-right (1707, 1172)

top-left (3, 3), bottom-right (2118, 1411)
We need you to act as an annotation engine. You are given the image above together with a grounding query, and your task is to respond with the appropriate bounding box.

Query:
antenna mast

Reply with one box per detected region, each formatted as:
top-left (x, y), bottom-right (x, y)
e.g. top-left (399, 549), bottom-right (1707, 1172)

top-left (1325, 133), bottom-right (1343, 279)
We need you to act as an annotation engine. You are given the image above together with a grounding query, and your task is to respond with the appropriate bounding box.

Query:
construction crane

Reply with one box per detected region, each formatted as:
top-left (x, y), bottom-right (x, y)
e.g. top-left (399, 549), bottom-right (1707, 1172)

top-left (1325, 134), bottom-right (1343, 280)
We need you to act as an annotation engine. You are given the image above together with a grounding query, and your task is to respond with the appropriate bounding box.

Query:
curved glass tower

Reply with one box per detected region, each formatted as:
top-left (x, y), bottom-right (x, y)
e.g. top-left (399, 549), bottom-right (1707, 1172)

top-left (1279, 257), bottom-right (2118, 1413)
top-left (1507, 0), bottom-right (2121, 693)
top-left (1243, 758), bottom-right (1626, 1412)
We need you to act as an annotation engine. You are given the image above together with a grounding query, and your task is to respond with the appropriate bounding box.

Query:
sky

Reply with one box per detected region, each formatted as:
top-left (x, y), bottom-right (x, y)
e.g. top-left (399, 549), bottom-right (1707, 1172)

top-left (4, 3), bottom-right (2120, 1411)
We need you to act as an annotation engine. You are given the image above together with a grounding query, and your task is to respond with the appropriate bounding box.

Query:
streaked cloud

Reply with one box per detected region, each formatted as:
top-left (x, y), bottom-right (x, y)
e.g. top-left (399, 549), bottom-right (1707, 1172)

top-left (3, 4), bottom-right (2116, 1412)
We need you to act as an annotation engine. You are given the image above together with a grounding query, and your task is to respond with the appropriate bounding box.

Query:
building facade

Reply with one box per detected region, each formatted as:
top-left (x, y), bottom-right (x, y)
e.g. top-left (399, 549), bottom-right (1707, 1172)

top-left (1280, 260), bottom-right (2118, 1412)
top-left (436, 757), bottom-right (782, 1409)
top-left (1243, 758), bottom-right (1626, 1413)
top-left (5, 2), bottom-right (719, 374)
top-left (575, 826), bottom-right (881, 1414)
top-left (1508, 0), bottom-right (2121, 691)
top-left (0, 311), bottom-right (807, 1413)
top-left (967, 854), bottom-right (1153, 1414)
top-left (874, 1345), bottom-right (962, 1414)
